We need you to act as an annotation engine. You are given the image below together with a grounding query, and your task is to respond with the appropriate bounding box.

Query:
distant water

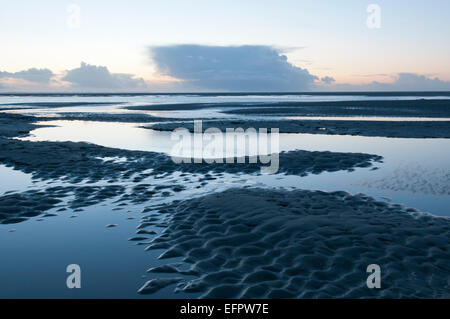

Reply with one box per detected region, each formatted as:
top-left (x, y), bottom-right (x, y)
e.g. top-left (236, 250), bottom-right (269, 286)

top-left (1, 92), bottom-right (450, 107)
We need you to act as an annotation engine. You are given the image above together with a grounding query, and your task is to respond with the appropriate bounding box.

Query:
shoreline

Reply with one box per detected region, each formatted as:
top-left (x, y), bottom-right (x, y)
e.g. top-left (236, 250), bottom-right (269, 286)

top-left (147, 119), bottom-right (450, 138)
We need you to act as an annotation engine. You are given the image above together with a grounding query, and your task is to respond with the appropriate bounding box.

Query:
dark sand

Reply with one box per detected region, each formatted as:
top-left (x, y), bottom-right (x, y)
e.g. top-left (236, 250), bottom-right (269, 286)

top-left (138, 188), bottom-right (450, 298)
top-left (0, 113), bottom-right (49, 137)
top-left (127, 99), bottom-right (450, 118)
top-left (0, 185), bottom-right (125, 224)
top-left (0, 102), bottom-right (121, 108)
top-left (0, 137), bottom-right (381, 184)
top-left (43, 112), bottom-right (178, 123)
top-left (125, 99), bottom-right (450, 138)
top-left (147, 119), bottom-right (450, 138)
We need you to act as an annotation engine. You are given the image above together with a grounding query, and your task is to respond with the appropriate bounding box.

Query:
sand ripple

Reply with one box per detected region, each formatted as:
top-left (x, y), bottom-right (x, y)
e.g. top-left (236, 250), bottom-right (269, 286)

top-left (138, 188), bottom-right (450, 298)
top-left (358, 164), bottom-right (450, 195)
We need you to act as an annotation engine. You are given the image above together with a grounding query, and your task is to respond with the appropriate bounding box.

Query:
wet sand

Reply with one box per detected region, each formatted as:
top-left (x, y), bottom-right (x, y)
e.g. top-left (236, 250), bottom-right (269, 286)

top-left (138, 188), bottom-right (450, 298)
top-left (126, 99), bottom-right (450, 118)
top-left (0, 95), bottom-right (449, 299)
top-left (148, 119), bottom-right (450, 138)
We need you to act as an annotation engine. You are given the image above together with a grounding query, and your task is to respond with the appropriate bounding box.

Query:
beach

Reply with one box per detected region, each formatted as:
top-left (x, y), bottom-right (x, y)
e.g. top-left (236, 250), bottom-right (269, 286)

top-left (0, 93), bottom-right (449, 298)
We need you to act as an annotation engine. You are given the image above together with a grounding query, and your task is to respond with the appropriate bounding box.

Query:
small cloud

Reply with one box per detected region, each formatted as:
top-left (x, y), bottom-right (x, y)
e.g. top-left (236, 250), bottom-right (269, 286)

top-left (275, 46), bottom-right (307, 54)
top-left (62, 62), bottom-right (147, 90)
top-left (320, 76), bottom-right (335, 84)
top-left (388, 73), bottom-right (450, 91)
top-left (150, 45), bottom-right (317, 91)
top-left (320, 73), bottom-right (450, 91)
top-left (0, 68), bottom-right (54, 83)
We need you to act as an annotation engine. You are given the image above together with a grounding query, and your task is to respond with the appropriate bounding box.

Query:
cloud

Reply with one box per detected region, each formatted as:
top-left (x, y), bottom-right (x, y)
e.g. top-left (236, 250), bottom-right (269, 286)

top-left (320, 76), bottom-right (335, 84)
top-left (1, 61), bottom-right (448, 93)
top-left (0, 68), bottom-right (54, 83)
top-left (382, 73), bottom-right (450, 91)
top-left (62, 62), bottom-right (147, 90)
top-left (322, 73), bottom-right (450, 91)
top-left (150, 45), bottom-right (318, 91)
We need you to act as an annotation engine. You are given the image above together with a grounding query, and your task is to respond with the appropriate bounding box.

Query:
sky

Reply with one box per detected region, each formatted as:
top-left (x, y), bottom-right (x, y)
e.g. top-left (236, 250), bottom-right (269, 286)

top-left (1, 0), bottom-right (450, 92)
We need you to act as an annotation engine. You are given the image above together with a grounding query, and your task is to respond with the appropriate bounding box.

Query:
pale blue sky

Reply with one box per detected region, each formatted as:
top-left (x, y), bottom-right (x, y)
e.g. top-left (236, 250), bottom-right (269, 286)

top-left (1, 0), bottom-right (449, 91)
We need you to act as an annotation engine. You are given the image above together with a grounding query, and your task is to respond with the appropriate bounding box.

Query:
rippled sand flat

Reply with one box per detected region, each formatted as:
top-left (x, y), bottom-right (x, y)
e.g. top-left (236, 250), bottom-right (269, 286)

top-left (138, 188), bottom-right (450, 298)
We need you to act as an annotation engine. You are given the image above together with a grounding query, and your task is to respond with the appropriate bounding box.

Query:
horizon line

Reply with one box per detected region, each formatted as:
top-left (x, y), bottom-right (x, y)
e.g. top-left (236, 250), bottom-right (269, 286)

top-left (1, 91), bottom-right (450, 96)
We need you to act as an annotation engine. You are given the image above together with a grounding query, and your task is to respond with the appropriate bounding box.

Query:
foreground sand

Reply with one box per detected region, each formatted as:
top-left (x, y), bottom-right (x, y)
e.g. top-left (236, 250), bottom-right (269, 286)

top-left (139, 188), bottom-right (450, 298)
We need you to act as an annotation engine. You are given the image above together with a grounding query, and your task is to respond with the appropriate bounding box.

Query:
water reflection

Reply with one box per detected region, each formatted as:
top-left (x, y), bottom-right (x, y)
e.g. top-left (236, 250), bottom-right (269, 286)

top-left (19, 120), bottom-right (450, 217)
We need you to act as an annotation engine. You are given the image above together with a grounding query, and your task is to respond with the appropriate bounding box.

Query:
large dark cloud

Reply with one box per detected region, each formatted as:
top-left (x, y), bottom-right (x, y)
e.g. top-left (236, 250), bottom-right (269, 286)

top-left (150, 45), bottom-right (318, 91)
top-left (0, 68), bottom-right (54, 83)
top-left (62, 62), bottom-right (147, 89)
top-left (327, 73), bottom-right (450, 91)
